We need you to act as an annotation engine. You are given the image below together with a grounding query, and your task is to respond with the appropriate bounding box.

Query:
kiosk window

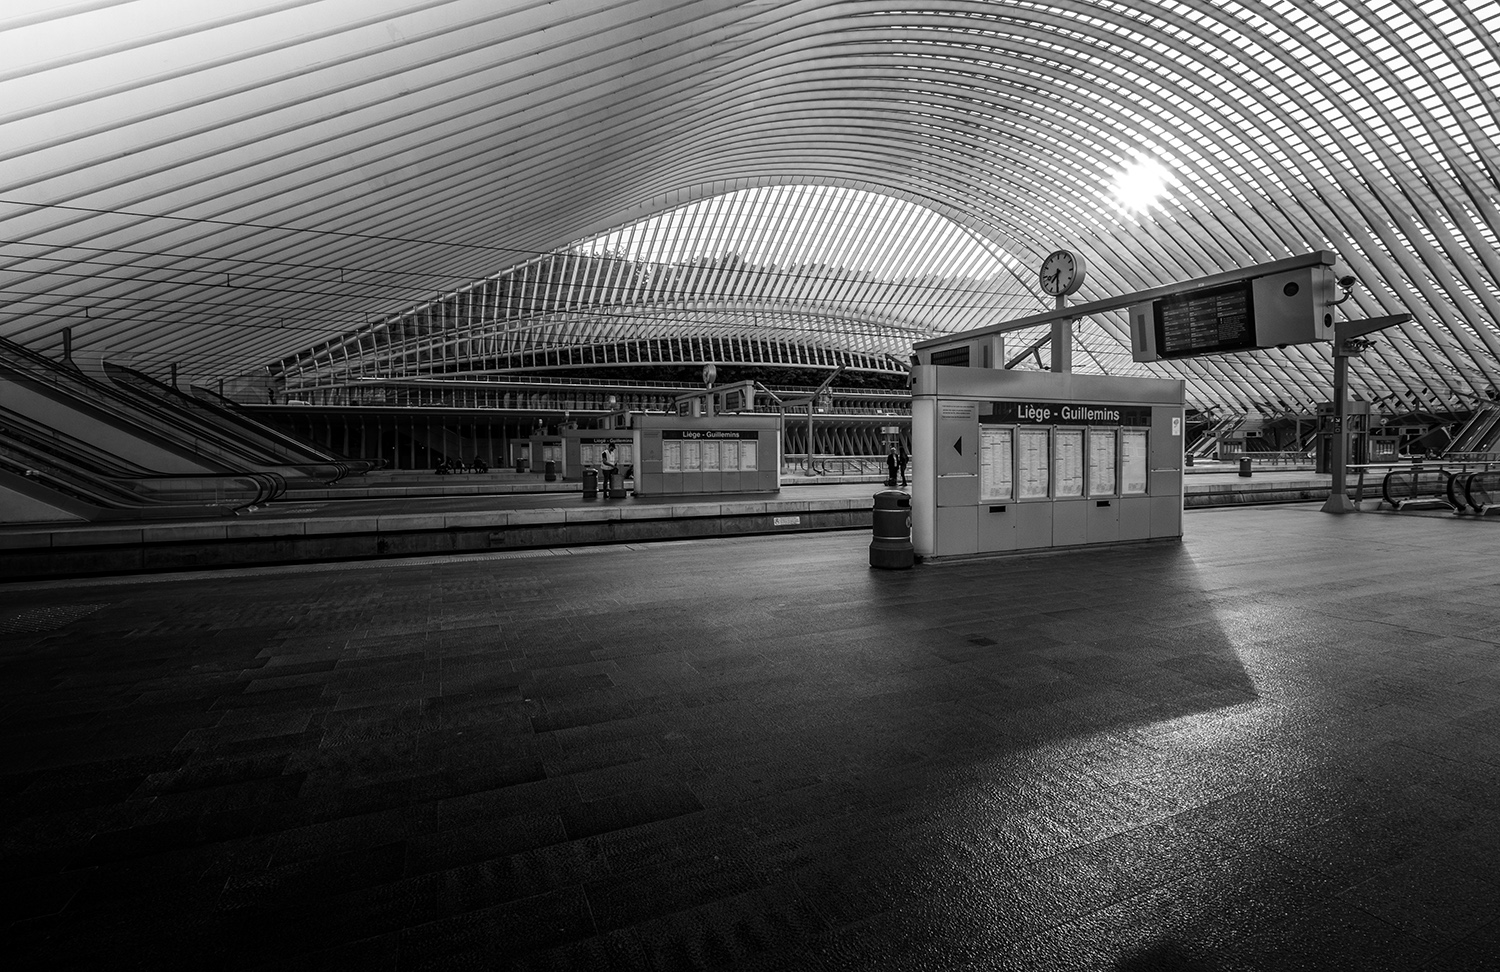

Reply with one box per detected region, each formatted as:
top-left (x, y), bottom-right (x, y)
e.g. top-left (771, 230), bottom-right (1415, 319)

top-left (1054, 429), bottom-right (1084, 497)
top-left (979, 426), bottom-right (1013, 502)
top-left (1088, 430), bottom-right (1117, 496)
top-left (1018, 428), bottom-right (1050, 499)
top-left (1121, 430), bottom-right (1149, 494)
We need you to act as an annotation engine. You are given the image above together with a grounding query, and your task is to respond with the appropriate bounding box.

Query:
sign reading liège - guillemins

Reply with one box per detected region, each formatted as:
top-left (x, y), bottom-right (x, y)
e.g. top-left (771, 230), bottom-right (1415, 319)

top-left (985, 402), bottom-right (1152, 427)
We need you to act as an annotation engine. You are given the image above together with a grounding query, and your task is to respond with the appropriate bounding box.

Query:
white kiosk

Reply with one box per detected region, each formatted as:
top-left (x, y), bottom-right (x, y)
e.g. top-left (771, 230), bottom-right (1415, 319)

top-left (911, 367), bottom-right (1185, 559)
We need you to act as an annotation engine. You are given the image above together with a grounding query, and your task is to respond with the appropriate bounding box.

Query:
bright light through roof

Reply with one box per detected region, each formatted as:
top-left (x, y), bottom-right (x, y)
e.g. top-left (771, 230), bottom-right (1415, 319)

top-left (1112, 158), bottom-right (1172, 213)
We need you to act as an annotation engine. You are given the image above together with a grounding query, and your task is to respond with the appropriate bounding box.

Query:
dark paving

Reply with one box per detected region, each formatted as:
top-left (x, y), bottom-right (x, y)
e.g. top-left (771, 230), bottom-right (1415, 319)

top-left (2, 505), bottom-right (1498, 971)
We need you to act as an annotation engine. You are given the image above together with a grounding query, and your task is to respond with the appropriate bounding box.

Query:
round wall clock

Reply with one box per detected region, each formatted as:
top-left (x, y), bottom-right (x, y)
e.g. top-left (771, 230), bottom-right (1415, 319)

top-left (1040, 249), bottom-right (1086, 297)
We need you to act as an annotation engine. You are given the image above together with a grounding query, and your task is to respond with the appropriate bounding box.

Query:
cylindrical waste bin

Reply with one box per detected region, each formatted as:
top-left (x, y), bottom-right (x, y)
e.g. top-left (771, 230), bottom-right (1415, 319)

top-left (1238, 456), bottom-right (1252, 478)
top-left (870, 489), bottom-right (914, 569)
top-left (545, 459), bottom-right (557, 482)
top-left (582, 467), bottom-right (598, 499)
top-left (516, 457), bottom-right (529, 474)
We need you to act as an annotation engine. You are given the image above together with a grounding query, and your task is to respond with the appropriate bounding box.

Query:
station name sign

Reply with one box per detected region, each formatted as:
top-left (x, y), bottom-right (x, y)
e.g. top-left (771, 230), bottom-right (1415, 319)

top-left (662, 429), bottom-right (757, 440)
top-left (985, 401), bottom-right (1151, 427)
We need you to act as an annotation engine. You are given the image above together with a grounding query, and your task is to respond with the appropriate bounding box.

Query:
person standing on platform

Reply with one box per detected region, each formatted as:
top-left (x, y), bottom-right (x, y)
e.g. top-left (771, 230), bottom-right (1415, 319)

top-left (601, 443), bottom-right (620, 496)
top-left (898, 443), bottom-right (909, 487)
top-left (886, 445), bottom-right (899, 488)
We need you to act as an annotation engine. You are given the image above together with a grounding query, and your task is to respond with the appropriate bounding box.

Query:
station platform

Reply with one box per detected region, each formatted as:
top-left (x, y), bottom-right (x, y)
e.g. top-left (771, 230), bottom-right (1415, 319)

top-left (2, 506), bottom-right (1498, 970)
top-left (1, 471), bottom-right (1360, 581)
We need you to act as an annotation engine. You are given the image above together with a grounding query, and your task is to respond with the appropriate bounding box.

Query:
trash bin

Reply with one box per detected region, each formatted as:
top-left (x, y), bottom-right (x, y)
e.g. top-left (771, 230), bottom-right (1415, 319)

top-left (870, 489), bottom-right (914, 569)
top-left (1238, 457), bottom-right (1252, 478)
top-left (515, 457), bottom-right (529, 473)
top-left (1185, 453), bottom-right (1194, 467)
top-left (582, 467), bottom-right (598, 499)
top-left (544, 459), bottom-right (557, 482)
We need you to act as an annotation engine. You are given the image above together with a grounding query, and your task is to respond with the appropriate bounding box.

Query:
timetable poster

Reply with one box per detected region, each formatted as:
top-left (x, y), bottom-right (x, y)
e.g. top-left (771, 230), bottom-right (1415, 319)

top-left (1018, 428), bottom-right (1050, 498)
top-left (721, 441), bottom-right (740, 471)
top-left (683, 440), bottom-right (703, 472)
top-left (1054, 429), bottom-right (1084, 497)
top-left (1088, 431), bottom-right (1117, 495)
top-left (701, 440), bottom-right (721, 471)
top-left (662, 440), bottom-right (682, 473)
top-left (740, 441), bottom-right (759, 471)
top-left (979, 426), bottom-right (1013, 502)
top-left (1121, 430), bottom-right (1148, 494)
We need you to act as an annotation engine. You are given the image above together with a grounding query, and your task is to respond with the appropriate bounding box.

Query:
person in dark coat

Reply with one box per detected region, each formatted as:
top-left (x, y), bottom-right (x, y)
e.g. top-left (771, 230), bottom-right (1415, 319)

top-left (886, 446), bottom-right (899, 487)
top-left (898, 443), bottom-right (909, 486)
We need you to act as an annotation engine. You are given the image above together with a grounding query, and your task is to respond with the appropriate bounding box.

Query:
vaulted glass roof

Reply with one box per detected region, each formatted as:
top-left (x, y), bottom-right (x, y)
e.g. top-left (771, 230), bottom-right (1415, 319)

top-left (2, 1), bottom-right (1497, 414)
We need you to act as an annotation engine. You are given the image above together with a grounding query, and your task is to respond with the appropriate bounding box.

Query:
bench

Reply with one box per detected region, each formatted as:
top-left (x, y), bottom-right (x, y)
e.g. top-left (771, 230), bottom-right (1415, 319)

top-left (1380, 468), bottom-right (1455, 511)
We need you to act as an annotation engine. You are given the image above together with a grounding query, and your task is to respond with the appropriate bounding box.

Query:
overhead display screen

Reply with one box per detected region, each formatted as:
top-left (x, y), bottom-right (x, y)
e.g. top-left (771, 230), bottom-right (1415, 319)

top-left (1154, 282), bottom-right (1256, 359)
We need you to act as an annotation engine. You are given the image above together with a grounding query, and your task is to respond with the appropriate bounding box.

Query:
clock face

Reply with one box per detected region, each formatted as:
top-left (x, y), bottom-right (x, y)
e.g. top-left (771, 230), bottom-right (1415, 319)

top-left (1040, 249), bottom-right (1085, 296)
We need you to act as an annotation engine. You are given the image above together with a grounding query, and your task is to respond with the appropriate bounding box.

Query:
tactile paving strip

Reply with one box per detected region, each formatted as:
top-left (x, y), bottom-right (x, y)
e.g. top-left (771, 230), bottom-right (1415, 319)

top-left (0, 604), bottom-right (107, 634)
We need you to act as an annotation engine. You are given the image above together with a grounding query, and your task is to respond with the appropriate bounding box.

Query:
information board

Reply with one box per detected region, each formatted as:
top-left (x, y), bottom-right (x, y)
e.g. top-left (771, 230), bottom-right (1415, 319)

top-left (1154, 281), bottom-right (1256, 359)
top-left (1121, 430), bottom-right (1149, 494)
top-left (1089, 431), bottom-right (1117, 495)
top-left (1018, 428), bottom-right (1050, 499)
top-left (663, 441), bottom-right (681, 473)
top-left (739, 441), bottom-right (758, 472)
top-left (1054, 429), bottom-right (1084, 497)
top-left (682, 440), bottom-right (702, 472)
top-left (979, 426), bottom-right (1013, 502)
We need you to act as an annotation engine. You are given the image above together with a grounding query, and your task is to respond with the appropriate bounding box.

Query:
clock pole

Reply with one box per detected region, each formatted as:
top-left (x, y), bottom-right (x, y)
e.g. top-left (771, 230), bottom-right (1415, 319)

top-left (1040, 249), bottom-right (1080, 373)
top-left (1050, 294), bottom-right (1071, 373)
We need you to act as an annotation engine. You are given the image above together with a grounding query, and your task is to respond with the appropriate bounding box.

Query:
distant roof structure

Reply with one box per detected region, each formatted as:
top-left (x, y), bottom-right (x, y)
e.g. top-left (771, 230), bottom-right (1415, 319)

top-left (3, 1), bottom-right (1498, 414)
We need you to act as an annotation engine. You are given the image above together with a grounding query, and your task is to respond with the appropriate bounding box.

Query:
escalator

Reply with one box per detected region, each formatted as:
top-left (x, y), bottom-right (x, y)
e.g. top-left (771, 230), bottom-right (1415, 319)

top-left (0, 413), bottom-right (282, 520)
top-left (97, 362), bottom-right (349, 484)
top-left (188, 383), bottom-right (383, 474)
top-left (0, 335), bottom-right (295, 521)
top-left (1446, 405), bottom-right (1500, 456)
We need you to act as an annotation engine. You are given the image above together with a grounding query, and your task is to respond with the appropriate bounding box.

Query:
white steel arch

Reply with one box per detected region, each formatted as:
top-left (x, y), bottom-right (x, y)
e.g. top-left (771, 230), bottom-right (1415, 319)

top-left (0, 1), bottom-right (1496, 414)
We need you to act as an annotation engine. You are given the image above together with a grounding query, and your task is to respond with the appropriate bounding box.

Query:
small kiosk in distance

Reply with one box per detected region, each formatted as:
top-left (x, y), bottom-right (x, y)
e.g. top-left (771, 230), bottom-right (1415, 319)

top-left (630, 382), bottom-right (780, 496)
top-left (560, 427), bottom-right (635, 482)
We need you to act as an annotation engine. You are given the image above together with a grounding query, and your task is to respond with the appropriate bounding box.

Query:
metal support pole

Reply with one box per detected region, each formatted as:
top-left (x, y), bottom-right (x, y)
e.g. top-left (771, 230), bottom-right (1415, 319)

top-left (807, 402), bottom-right (815, 476)
top-left (1049, 296), bottom-right (1071, 373)
top-left (1321, 314), bottom-right (1410, 514)
top-left (1322, 353), bottom-right (1355, 513)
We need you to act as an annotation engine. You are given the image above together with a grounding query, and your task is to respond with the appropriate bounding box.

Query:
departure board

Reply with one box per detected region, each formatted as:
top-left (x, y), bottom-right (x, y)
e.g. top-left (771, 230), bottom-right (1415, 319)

top-left (1154, 282), bottom-right (1256, 359)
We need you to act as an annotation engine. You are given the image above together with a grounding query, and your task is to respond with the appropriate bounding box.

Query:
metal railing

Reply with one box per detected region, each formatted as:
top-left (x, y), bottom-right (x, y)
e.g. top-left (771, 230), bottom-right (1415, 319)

top-left (782, 454), bottom-right (889, 476)
top-left (1196, 451), bottom-right (1313, 465)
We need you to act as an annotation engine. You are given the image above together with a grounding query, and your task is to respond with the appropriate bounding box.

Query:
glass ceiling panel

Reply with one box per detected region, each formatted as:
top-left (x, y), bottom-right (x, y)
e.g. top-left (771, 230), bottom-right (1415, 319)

top-left (0, 1), bottom-right (1493, 416)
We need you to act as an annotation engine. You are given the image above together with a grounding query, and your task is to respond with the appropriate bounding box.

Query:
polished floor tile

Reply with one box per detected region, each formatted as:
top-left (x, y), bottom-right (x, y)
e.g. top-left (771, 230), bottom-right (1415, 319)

top-left (2, 505), bottom-right (1498, 970)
